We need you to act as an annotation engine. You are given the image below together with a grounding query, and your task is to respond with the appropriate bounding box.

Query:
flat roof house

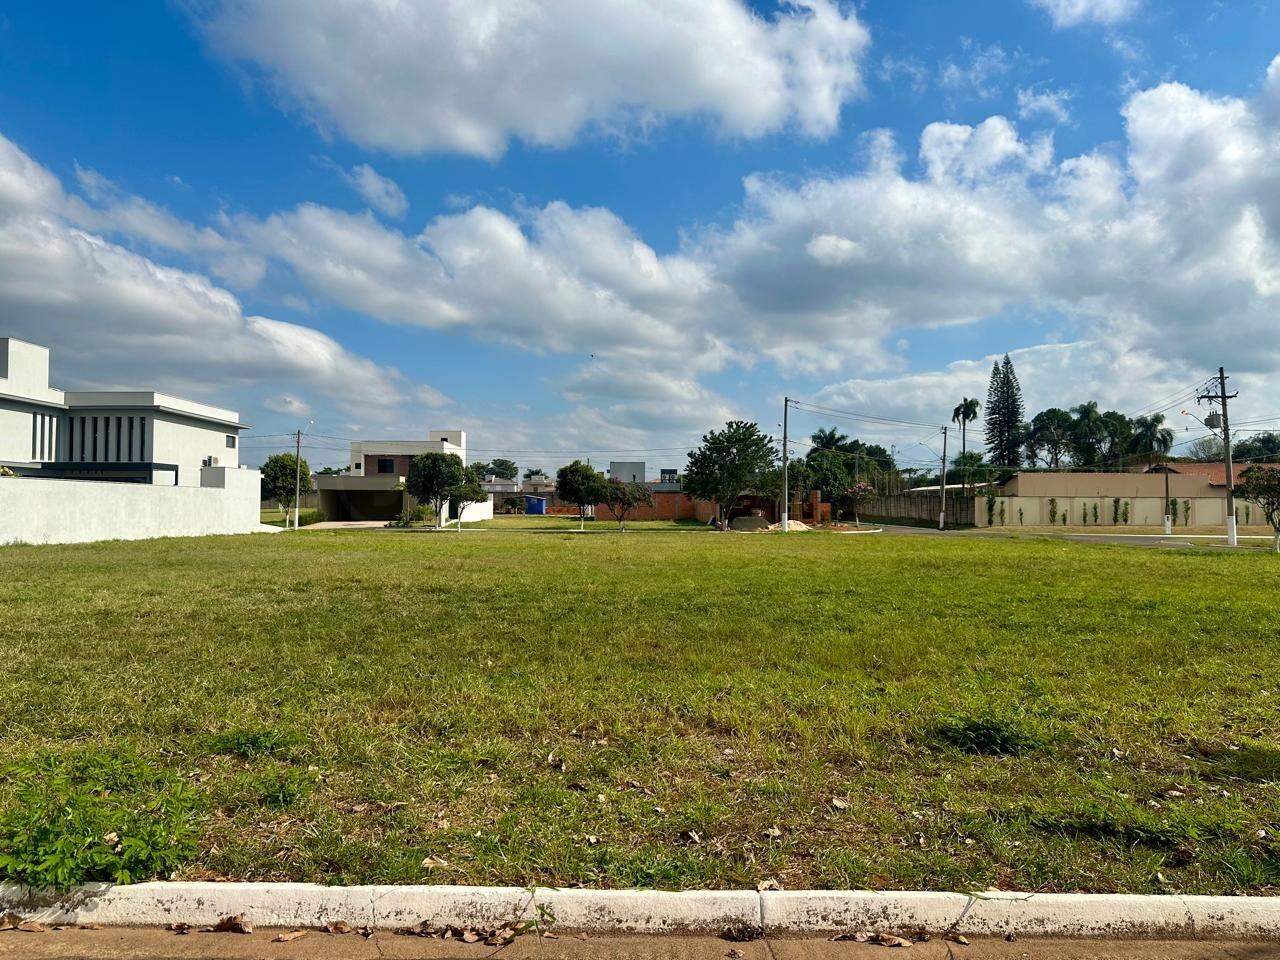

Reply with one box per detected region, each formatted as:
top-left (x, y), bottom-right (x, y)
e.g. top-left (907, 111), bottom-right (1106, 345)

top-left (316, 430), bottom-right (493, 523)
top-left (1, 337), bottom-right (246, 486)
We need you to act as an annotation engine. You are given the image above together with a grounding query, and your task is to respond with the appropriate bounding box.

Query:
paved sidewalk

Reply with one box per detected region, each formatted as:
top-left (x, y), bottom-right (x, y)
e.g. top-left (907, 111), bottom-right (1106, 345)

top-left (2, 929), bottom-right (1277, 959)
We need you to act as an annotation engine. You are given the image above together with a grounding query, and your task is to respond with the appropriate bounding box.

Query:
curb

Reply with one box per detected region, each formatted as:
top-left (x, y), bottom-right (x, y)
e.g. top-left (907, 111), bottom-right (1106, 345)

top-left (2, 884), bottom-right (1279, 939)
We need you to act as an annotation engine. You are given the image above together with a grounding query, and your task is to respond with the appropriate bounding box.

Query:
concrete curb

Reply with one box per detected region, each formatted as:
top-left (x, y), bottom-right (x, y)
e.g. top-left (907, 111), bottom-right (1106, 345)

top-left (1, 884), bottom-right (1277, 939)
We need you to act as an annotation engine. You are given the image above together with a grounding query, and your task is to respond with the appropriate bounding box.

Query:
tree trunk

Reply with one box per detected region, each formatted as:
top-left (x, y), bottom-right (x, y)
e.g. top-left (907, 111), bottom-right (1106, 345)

top-left (1273, 528), bottom-right (1279, 554)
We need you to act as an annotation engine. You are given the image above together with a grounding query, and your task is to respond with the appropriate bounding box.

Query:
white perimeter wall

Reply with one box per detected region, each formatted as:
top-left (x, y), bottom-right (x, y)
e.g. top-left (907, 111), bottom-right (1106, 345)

top-left (458, 495), bottom-right (494, 523)
top-left (0, 467), bottom-right (268, 546)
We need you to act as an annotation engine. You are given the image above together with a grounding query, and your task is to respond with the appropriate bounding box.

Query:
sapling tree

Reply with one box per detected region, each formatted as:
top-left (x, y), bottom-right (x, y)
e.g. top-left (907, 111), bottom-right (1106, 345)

top-left (998, 501), bottom-right (1006, 526)
top-left (842, 480), bottom-right (875, 526)
top-left (1091, 502), bottom-right (1099, 525)
top-left (1122, 500), bottom-right (1131, 524)
top-left (1048, 497), bottom-right (1058, 525)
top-left (1182, 500), bottom-right (1191, 526)
top-left (1018, 507), bottom-right (1024, 526)
top-left (446, 464), bottom-right (489, 532)
top-left (407, 452), bottom-right (464, 528)
top-left (557, 460), bottom-right (608, 531)
top-left (1081, 503), bottom-right (1088, 525)
top-left (601, 479), bottom-right (654, 531)
top-left (1112, 498), bottom-right (1121, 525)
top-left (1237, 466), bottom-right (1280, 553)
top-left (261, 453), bottom-right (313, 519)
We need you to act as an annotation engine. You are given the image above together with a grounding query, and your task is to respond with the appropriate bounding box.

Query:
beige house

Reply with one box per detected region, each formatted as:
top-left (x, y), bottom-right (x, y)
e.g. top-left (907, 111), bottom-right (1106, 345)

top-left (976, 463), bottom-right (1268, 528)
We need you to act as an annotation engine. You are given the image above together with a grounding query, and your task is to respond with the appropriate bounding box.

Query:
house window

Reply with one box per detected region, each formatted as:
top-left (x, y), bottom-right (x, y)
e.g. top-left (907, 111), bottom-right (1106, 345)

top-left (225, 434), bottom-right (237, 449)
top-left (377, 458), bottom-right (396, 474)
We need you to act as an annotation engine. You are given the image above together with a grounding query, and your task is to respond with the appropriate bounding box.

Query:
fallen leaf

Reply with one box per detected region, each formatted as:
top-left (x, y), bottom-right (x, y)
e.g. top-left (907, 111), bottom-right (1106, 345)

top-left (870, 932), bottom-right (913, 947)
top-left (0, 915), bottom-right (18, 932)
top-left (679, 829), bottom-right (702, 845)
top-left (762, 826), bottom-right (783, 840)
top-left (420, 856), bottom-right (450, 869)
top-left (356, 926), bottom-right (374, 939)
top-left (272, 930), bottom-right (308, 942)
top-left (756, 878), bottom-right (781, 892)
top-left (16, 921), bottom-right (46, 933)
top-left (831, 930), bottom-right (870, 942)
top-left (831, 797), bottom-right (850, 811)
top-left (324, 920), bottom-right (352, 935)
top-left (213, 914), bottom-right (253, 934)
top-left (944, 933), bottom-right (970, 945)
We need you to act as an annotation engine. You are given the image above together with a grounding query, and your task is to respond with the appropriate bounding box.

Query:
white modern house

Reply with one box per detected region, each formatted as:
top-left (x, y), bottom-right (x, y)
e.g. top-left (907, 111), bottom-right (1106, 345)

top-left (0, 337), bottom-right (265, 545)
top-left (315, 430), bottom-right (494, 523)
top-left (1, 337), bottom-right (246, 485)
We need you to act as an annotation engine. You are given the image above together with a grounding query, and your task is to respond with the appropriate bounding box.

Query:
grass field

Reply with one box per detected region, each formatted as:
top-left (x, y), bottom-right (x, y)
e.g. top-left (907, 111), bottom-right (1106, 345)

top-left (1, 529), bottom-right (1278, 894)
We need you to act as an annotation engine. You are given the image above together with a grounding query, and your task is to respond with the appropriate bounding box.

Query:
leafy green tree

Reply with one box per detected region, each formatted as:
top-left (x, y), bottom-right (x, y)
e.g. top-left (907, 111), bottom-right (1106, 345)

top-left (1187, 435), bottom-right (1225, 461)
top-left (804, 449), bottom-right (851, 506)
top-left (1238, 466), bottom-right (1280, 552)
top-left (523, 467), bottom-right (545, 480)
top-left (984, 354), bottom-right (1024, 467)
top-left (407, 452), bottom-right (465, 528)
top-left (1028, 408), bottom-right (1073, 467)
top-left (487, 458), bottom-right (519, 481)
top-left (469, 460), bottom-right (490, 478)
top-left (556, 460), bottom-right (607, 530)
top-left (261, 453), bottom-right (312, 517)
top-left (683, 420), bottom-right (777, 528)
top-left (600, 479), bottom-right (654, 531)
top-left (1234, 433), bottom-right (1280, 463)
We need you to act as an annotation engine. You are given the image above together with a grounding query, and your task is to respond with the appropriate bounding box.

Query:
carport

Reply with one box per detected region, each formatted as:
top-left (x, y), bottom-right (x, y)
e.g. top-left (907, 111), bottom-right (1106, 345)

top-left (315, 475), bottom-right (407, 521)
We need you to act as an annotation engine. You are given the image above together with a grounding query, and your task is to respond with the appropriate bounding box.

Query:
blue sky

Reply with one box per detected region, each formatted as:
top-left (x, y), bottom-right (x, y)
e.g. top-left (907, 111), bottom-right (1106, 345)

top-left (1, 0), bottom-right (1278, 474)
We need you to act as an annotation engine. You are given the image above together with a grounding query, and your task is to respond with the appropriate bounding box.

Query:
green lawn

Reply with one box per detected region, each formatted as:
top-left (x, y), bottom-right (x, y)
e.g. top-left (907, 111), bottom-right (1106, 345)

top-left (470, 515), bottom-right (709, 531)
top-left (1, 529), bottom-right (1278, 894)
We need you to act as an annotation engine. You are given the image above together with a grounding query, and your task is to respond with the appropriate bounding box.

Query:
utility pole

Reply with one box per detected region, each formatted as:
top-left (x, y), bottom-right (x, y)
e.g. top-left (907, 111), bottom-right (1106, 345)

top-left (781, 397), bottom-right (789, 533)
top-left (938, 426), bottom-right (948, 530)
top-left (1198, 367), bottom-right (1238, 546)
top-left (292, 429), bottom-right (303, 531)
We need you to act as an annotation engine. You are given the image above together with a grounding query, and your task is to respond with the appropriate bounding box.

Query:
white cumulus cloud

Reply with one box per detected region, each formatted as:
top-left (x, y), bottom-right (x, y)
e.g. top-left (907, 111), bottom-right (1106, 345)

top-left (194, 0), bottom-right (870, 158)
top-left (1029, 0), bottom-right (1142, 28)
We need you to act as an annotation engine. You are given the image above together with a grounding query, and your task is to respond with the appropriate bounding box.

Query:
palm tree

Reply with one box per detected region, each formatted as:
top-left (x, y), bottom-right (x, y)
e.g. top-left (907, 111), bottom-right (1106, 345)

top-left (808, 426), bottom-right (850, 454)
top-left (1070, 401), bottom-right (1106, 467)
top-left (952, 397), bottom-right (980, 492)
top-left (1131, 414), bottom-right (1175, 467)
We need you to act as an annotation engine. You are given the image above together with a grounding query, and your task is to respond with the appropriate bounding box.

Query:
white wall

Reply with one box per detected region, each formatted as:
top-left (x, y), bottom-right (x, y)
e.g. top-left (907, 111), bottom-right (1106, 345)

top-left (151, 414), bottom-right (240, 485)
top-left (0, 402), bottom-right (35, 464)
top-left (0, 467), bottom-right (269, 546)
top-left (458, 495), bottom-right (494, 523)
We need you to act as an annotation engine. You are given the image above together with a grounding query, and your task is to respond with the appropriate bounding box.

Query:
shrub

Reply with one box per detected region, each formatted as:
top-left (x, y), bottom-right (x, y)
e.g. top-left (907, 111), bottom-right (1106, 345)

top-left (936, 716), bottom-right (1041, 756)
top-left (0, 752), bottom-right (200, 889)
top-left (998, 501), bottom-right (1006, 526)
top-left (1091, 502), bottom-right (1099, 525)
top-left (1182, 500), bottom-right (1191, 526)
top-left (1112, 498), bottom-right (1120, 525)
top-left (387, 503), bottom-right (433, 528)
top-left (0, 466), bottom-right (14, 477)
top-left (1122, 500), bottom-right (1130, 524)
top-left (986, 492), bottom-right (996, 526)
top-left (1047, 497), bottom-right (1058, 525)
top-left (1018, 507), bottom-right (1024, 525)
top-left (1081, 503), bottom-right (1088, 525)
